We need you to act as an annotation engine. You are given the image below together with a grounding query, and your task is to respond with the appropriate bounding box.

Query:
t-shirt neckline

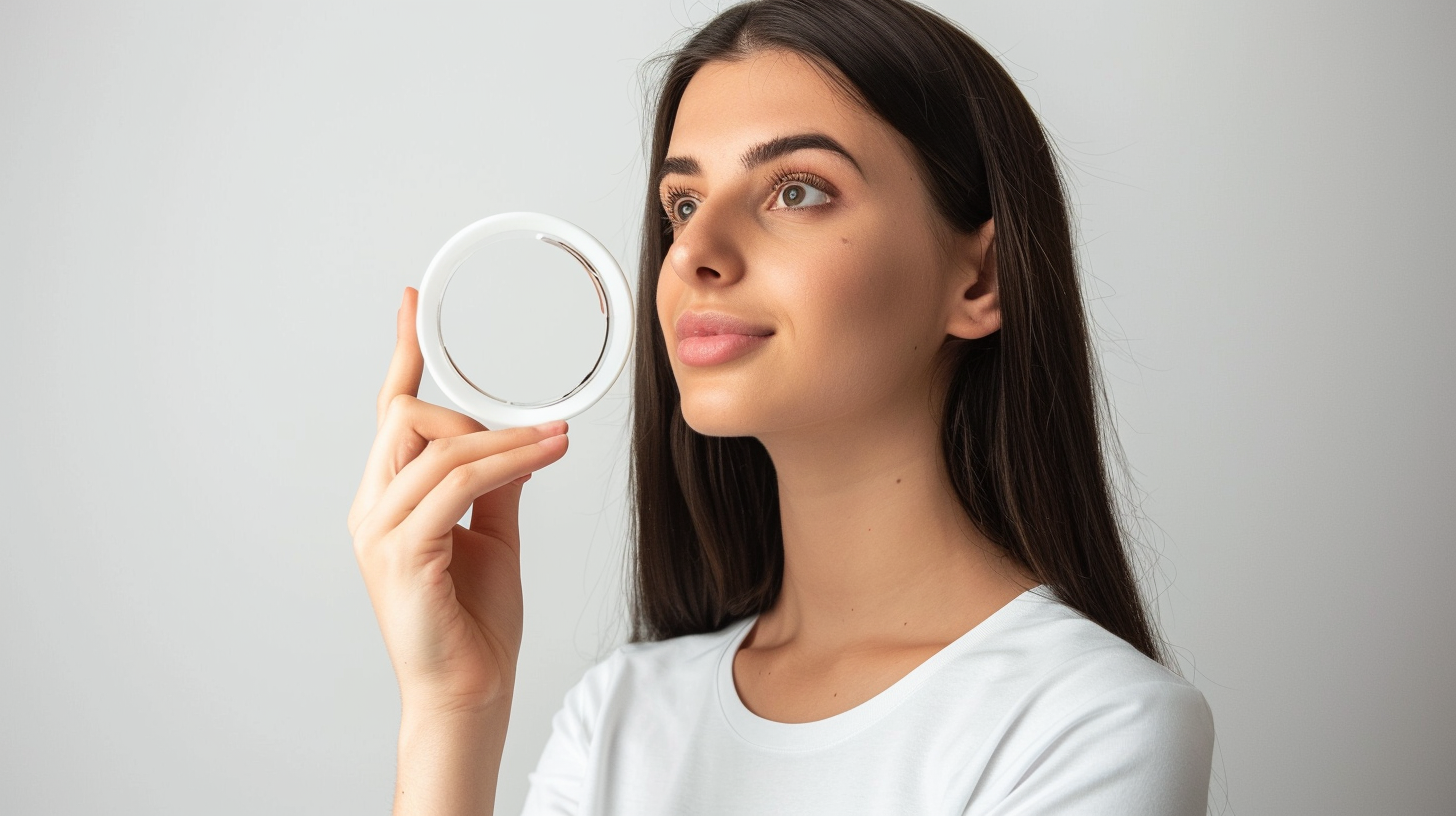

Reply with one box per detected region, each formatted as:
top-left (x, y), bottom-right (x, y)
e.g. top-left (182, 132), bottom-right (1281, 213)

top-left (715, 585), bottom-right (1048, 751)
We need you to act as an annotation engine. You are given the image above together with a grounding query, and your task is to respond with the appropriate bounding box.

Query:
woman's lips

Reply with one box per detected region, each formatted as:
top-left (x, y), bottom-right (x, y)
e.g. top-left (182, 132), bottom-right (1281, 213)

top-left (673, 309), bottom-right (774, 366)
top-left (677, 333), bottom-right (771, 366)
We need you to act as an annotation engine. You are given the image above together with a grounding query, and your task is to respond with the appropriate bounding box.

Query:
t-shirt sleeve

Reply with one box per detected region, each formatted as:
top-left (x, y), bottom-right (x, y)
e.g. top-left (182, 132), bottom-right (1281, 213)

top-left (978, 679), bottom-right (1216, 816)
top-left (517, 651), bottom-right (618, 816)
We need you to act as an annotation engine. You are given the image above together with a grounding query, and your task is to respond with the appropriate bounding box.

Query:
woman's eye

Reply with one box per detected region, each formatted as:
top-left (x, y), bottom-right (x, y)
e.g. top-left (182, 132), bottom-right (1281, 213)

top-left (771, 181), bottom-right (830, 210)
top-left (663, 176), bottom-right (829, 228)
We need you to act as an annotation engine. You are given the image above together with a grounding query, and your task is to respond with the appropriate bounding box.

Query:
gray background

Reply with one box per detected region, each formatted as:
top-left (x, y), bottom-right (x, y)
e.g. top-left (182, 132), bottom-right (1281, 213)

top-left (2, 1), bottom-right (1452, 814)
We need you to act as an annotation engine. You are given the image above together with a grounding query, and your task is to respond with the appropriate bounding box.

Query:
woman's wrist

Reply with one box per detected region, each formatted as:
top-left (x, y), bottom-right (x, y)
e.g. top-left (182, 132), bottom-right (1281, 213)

top-left (394, 697), bottom-right (514, 816)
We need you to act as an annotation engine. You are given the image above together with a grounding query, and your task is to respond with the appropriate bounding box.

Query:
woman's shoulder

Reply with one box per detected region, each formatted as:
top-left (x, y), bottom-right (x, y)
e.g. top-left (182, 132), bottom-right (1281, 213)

top-left (969, 587), bottom-right (1214, 741)
top-left (925, 590), bottom-right (1217, 811)
top-left (1000, 588), bottom-right (1194, 683)
top-left (565, 616), bottom-right (753, 702)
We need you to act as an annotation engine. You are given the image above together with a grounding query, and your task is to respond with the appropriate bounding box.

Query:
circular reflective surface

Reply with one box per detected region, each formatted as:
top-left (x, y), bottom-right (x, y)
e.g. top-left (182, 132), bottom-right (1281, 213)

top-left (439, 234), bottom-right (607, 407)
top-left (415, 212), bottom-right (634, 428)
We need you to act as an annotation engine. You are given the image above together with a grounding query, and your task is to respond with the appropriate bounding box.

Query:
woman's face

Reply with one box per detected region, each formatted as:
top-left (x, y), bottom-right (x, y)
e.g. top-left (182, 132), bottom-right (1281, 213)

top-left (656, 49), bottom-right (994, 439)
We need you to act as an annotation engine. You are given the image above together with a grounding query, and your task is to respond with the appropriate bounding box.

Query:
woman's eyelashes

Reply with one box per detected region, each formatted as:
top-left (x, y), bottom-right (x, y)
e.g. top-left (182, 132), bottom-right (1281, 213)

top-left (660, 169), bottom-right (837, 230)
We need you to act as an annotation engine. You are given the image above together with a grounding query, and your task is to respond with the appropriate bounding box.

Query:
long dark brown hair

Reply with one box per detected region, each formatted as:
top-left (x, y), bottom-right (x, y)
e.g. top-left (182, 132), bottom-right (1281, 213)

top-left (625, 0), bottom-right (1169, 666)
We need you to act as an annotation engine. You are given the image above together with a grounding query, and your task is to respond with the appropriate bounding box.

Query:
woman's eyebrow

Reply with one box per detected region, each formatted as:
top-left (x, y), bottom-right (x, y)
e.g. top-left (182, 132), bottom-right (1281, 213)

top-left (656, 132), bottom-right (864, 190)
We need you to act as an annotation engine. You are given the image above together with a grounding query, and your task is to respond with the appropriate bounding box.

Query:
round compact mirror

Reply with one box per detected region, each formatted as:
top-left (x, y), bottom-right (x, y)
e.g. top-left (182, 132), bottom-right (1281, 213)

top-left (415, 212), bottom-right (634, 428)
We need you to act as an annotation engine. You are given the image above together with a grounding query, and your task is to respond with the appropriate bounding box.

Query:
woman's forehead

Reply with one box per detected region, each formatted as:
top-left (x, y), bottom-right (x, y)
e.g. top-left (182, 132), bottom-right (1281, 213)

top-left (671, 52), bottom-right (871, 150)
top-left (667, 51), bottom-right (905, 181)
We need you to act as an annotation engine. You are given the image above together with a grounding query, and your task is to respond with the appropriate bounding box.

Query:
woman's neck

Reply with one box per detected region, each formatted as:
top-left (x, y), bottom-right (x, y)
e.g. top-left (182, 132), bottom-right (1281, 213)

top-left (753, 393), bottom-right (1037, 657)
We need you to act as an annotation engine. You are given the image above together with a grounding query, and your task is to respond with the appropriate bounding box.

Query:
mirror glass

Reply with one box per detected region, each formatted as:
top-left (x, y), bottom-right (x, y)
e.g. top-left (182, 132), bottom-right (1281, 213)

top-left (438, 235), bottom-right (610, 409)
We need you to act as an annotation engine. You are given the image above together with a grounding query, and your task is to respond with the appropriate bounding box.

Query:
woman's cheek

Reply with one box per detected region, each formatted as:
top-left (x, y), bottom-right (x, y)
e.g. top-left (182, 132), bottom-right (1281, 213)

top-left (821, 246), bottom-right (928, 385)
top-left (655, 264), bottom-right (682, 345)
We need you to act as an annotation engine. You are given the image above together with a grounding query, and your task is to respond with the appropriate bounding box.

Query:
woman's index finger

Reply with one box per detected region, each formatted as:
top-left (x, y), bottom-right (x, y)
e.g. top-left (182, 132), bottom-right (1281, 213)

top-left (377, 286), bottom-right (425, 429)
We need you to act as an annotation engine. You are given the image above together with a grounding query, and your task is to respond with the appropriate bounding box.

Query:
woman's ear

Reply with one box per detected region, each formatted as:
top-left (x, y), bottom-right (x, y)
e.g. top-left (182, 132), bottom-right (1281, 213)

top-left (944, 217), bottom-right (1000, 340)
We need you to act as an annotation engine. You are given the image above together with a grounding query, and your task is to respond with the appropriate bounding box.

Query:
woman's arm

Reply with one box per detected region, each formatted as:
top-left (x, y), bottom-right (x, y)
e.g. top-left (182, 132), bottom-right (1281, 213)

top-left (395, 700), bottom-right (514, 816)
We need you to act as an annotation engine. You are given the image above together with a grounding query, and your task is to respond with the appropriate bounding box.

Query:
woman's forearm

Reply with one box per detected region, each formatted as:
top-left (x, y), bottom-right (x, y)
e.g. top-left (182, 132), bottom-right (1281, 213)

top-left (394, 698), bottom-right (513, 816)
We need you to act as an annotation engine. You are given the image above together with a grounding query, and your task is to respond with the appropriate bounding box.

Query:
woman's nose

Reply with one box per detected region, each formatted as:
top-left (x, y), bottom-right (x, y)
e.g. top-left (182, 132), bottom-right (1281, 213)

top-left (666, 198), bottom-right (747, 289)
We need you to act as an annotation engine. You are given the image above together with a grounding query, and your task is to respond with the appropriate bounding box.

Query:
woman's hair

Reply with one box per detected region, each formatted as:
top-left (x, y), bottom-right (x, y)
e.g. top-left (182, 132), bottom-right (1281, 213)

top-left (625, 0), bottom-right (1169, 666)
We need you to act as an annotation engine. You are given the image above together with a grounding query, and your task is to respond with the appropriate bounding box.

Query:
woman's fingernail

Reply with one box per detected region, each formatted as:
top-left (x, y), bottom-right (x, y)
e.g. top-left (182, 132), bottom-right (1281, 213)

top-left (533, 420), bottom-right (566, 435)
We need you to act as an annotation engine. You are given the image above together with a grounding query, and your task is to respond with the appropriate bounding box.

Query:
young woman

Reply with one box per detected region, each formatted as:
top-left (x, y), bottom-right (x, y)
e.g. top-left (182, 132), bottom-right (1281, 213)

top-left (347, 0), bottom-right (1216, 813)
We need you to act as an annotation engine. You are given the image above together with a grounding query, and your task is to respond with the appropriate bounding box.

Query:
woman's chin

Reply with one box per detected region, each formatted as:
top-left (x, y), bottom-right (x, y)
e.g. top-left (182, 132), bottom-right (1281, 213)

top-left (677, 390), bottom-right (771, 438)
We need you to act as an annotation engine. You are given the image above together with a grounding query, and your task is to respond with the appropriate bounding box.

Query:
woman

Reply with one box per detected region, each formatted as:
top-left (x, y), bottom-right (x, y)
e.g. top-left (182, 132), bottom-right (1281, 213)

top-left (347, 0), bottom-right (1216, 813)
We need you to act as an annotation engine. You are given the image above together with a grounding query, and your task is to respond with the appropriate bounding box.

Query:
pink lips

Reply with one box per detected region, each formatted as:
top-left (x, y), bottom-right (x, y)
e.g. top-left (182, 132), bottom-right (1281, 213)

top-left (675, 310), bottom-right (774, 367)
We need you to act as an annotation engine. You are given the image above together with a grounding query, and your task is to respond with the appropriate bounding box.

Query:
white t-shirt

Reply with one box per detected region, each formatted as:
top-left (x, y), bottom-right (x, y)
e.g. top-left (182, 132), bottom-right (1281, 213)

top-left (519, 586), bottom-right (1214, 815)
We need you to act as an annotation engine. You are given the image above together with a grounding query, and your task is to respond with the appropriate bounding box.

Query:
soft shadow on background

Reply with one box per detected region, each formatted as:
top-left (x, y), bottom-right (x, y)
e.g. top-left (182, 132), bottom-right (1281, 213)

top-left (1, 2), bottom-right (1452, 814)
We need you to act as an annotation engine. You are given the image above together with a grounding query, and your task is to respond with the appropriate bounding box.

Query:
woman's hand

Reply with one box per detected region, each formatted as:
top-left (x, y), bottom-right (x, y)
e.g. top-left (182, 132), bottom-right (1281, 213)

top-left (347, 286), bottom-right (569, 715)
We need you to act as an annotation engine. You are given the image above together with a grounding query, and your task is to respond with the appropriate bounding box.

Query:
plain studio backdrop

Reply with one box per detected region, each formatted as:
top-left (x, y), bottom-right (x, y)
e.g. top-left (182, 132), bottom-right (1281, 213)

top-left (2, 1), bottom-right (1452, 814)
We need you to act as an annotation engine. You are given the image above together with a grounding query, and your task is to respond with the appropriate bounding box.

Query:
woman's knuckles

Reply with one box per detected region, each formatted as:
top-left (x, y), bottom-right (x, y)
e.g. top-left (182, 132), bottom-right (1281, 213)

top-left (444, 462), bottom-right (481, 493)
top-left (385, 392), bottom-right (418, 421)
